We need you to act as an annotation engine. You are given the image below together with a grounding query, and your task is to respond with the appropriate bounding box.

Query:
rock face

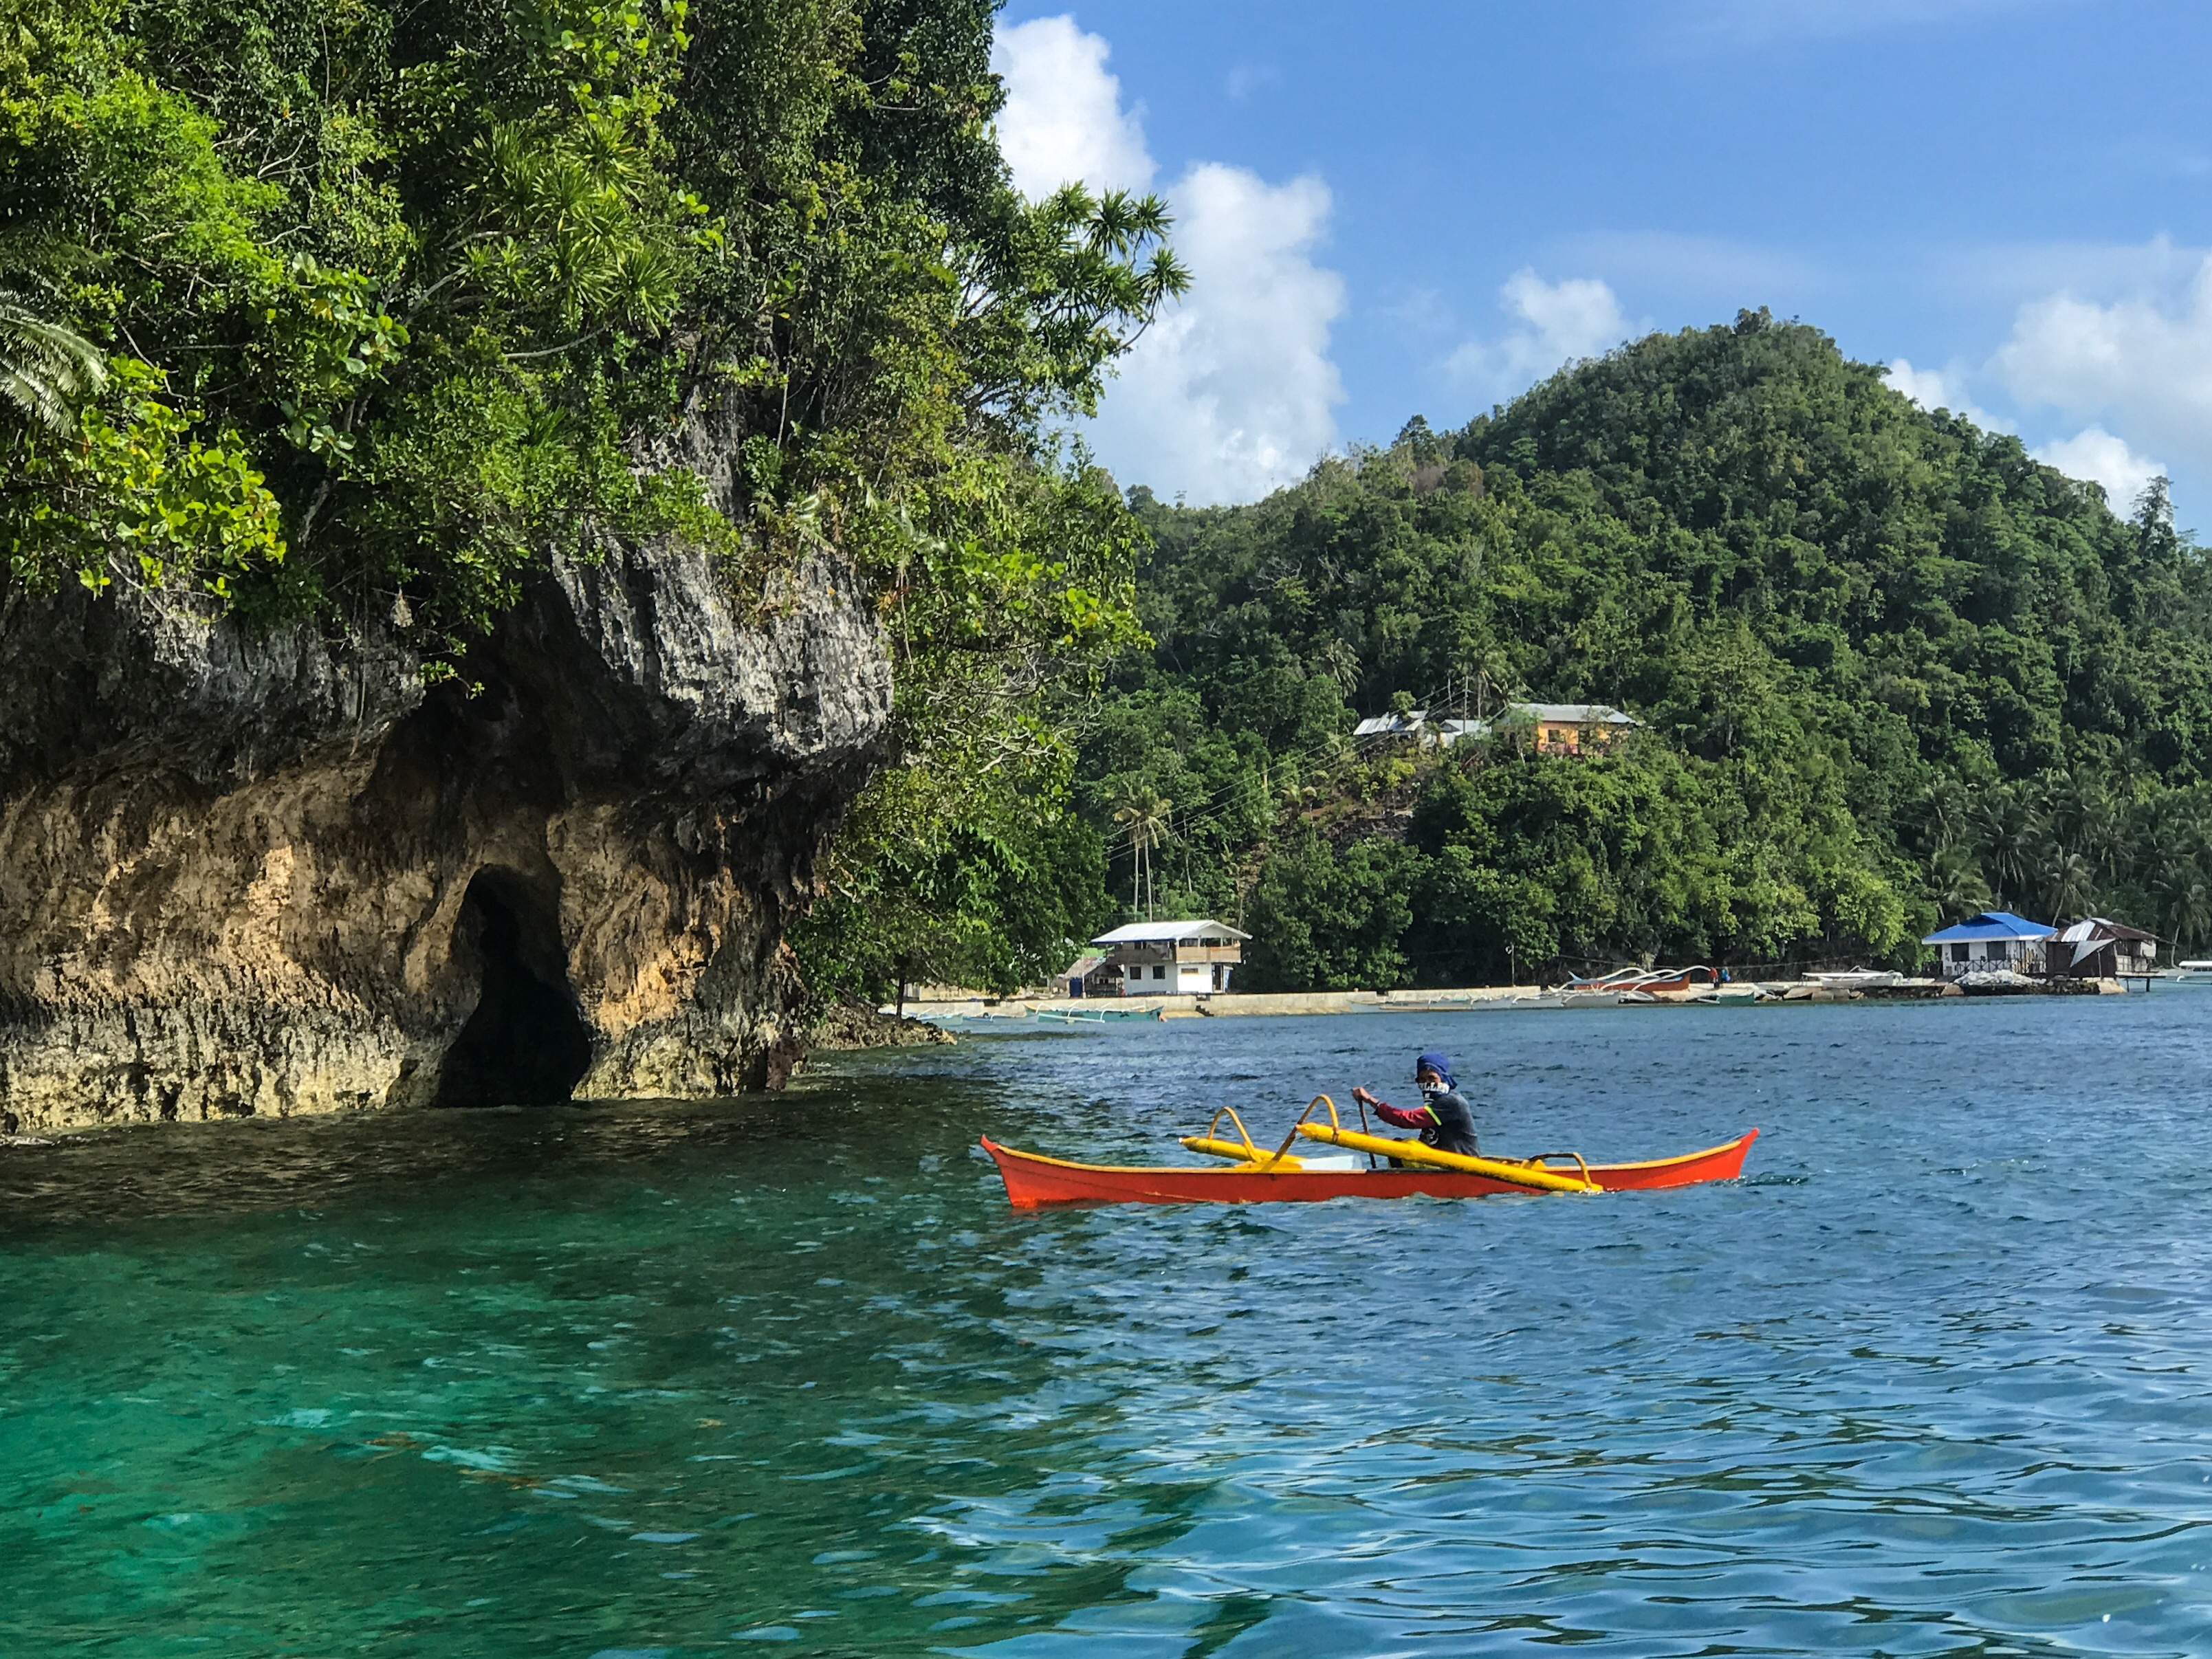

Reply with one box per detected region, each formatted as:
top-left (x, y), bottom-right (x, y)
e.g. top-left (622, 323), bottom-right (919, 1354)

top-left (0, 538), bottom-right (890, 1133)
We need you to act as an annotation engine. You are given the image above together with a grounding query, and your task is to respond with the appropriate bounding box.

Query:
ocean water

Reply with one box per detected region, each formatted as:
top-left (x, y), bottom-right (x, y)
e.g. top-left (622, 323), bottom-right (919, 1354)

top-left (4, 996), bottom-right (2211, 1656)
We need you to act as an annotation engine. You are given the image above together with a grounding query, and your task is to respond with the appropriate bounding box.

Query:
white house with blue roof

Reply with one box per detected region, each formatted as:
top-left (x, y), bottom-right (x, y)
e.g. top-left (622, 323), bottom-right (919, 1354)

top-left (1922, 910), bottom-right (2055, 980)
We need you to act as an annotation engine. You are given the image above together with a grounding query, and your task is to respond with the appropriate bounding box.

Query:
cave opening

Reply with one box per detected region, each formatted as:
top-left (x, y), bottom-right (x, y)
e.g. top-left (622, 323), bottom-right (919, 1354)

top-left (433, 868), bottom-right (593, 1108)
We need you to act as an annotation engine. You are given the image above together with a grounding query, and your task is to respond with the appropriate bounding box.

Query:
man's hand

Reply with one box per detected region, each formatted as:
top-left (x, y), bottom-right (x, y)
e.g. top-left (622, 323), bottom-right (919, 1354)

top-left (1350, 1086), bottom-right (1377, 1106)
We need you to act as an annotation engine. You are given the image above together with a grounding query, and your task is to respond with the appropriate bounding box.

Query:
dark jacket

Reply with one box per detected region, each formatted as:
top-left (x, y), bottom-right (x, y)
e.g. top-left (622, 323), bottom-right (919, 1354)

top-left (1373, 1088), bottom-right (1479, 1156)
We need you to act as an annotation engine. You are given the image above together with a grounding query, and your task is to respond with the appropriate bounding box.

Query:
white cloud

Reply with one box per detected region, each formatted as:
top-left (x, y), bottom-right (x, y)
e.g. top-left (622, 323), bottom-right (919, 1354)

top-left (992, 15), bottom-right (1152, 196)
top-left (1091, 166), bottom-right (1346, 505)
top-left (993, 16), bottom-right (1345, 505)
top-left (1447, 270), bottom-right (1632, 403)
top-left (2033, 427), bottom-right (2166, 512)
top-left (1883, 358), bottom-right (2005, 430)
top-left (1994, 256), bottom-right (2212, 485)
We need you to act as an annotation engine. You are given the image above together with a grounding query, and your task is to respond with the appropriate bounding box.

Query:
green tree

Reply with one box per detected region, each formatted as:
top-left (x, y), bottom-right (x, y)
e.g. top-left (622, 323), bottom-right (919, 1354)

top-left (1112, 787), bottom-right (1173, 919)
top-left (1242, 826), bottom-right (1415, 991)
top-left (0, 284), bottom-right (103, 434)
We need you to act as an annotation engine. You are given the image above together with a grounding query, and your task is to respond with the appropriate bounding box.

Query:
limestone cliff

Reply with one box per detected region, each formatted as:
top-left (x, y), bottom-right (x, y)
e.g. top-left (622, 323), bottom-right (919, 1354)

top-left (0, 538), bottom-right (890, 1133)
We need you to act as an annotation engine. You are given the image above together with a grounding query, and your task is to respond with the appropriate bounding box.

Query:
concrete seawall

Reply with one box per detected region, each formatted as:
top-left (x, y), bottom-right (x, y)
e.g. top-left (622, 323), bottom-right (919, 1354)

top-left (903, 986), bottom-right (1555, 1020)
top-left (895, 977), bottom-right (2136, 1022)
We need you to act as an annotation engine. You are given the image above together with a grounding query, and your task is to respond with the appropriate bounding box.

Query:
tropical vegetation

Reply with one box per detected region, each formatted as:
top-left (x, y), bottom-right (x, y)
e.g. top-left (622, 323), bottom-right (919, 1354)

top-left (1, 0), bottom-right (1177, 1005)
top-left (14, 0), bottom-right (2212, 1004)
top-left (1070, 315), bottom-right (2212, 989)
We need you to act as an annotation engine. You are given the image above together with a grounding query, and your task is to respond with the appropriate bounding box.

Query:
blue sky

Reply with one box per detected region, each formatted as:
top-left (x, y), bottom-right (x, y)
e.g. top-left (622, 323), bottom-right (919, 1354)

top-left (994, 0), bottom-right (2212, 521)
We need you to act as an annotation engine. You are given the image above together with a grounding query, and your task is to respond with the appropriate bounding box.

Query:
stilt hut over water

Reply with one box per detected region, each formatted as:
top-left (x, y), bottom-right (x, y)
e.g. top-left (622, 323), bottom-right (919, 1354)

top-left (2048, 918), bottom-right (2158, 979)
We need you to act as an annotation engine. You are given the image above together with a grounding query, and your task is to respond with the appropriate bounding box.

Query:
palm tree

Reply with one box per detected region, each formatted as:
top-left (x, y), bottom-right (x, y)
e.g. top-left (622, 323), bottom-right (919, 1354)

top-left (1970, 787), bottom-right (2040, 908)
top-left (1, 287), bottom-right (105, 435)
top-left (1914, 778), bottom-right (1968, 857)
top-left (1112, 789), bottom-right (1172, 919)
top-left (2156, 861), bottom-right (2212, 953)
top-left (2044, 848), bottom-right (2095, 922)
top-left (1314, 637), bottom-right (1361, 694)
top-left (1929, 848), bottom-right (1990, 920)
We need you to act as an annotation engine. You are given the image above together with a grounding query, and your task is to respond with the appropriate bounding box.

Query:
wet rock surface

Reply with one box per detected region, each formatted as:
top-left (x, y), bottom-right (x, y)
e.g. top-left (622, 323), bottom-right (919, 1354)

top-left (0, 541), bottom-right (890, 1132)
top-left (804, 1000), bottom-right (957, 1052)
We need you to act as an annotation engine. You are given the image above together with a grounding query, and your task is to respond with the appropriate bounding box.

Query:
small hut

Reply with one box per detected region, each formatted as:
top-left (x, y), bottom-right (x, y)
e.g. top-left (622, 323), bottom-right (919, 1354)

top-left (2048, 918), bottom-right (2158, 980)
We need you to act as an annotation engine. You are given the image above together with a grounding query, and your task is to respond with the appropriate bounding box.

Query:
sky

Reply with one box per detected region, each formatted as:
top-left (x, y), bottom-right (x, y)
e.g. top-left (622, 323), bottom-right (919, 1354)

top-left (992, 0), bottom-right (2212, 523)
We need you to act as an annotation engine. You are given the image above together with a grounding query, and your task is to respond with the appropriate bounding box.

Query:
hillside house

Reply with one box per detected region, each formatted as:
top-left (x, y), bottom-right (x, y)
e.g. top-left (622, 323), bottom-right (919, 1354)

top-left (1517, 703), bottom-right (1639, 755)
top-left (1351, 710), bottom-right (1431, 740)
top-left (1922, 911), bottom-right (2055, 979)
top-left (1352, 703), bottom-right (1637, 755)
top-left (1091, 920), bottom-right (1249, 996)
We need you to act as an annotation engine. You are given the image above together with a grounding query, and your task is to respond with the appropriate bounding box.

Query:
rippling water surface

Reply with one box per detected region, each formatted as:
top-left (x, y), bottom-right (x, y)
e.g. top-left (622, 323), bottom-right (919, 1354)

top-left (6, 998), bottom-right (2212, 1656)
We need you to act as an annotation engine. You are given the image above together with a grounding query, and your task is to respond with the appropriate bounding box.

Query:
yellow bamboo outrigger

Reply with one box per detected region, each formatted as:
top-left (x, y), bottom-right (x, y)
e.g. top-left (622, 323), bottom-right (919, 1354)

top-left (1178, 1104), bottom-right (1305, 1169)
top-left (1185, 1095), bottom-right (1598, 1193)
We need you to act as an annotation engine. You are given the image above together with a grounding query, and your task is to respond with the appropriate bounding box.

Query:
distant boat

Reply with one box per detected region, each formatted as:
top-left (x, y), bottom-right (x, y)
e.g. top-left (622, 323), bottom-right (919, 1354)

top-left (2172, 960), bottom-right (2212, 985)
top-left (1804, 969), bottom-right (1902, 989)
top-left (1562, 965), bottom-right (1719, 1004)
top-left (1694, 983), bottom-right (1765, 1004)
top-left (1033, 1005), bottom-right (1165, 1024)
top-left (1562, 987), bottom-right (1661, 1007)
top-left (906, 1006), bottom-right (1033, 1024)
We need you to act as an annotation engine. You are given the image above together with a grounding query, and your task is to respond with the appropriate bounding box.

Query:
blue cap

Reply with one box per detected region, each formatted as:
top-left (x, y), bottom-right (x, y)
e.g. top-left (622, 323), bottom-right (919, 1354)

top-left (1414, 1050), bottom-right (1456, 1088)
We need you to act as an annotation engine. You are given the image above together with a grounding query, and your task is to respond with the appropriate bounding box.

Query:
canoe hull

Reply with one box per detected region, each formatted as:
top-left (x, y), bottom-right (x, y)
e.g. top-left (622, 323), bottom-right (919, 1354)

top-left (981, 1129), bottom-right (1758, 1209)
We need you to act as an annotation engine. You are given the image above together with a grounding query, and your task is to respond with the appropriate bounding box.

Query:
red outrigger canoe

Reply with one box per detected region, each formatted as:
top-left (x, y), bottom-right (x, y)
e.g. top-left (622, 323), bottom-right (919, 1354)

top-left (982, 1128), bottom-right (1759, 1209)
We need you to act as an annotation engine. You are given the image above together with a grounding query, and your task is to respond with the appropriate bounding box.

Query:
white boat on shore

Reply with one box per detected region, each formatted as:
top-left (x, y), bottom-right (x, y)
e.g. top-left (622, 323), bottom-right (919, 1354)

top-left (1802, 968), bottom-right (1902, 989)
top-left (1694, 983), bottom-right (1766, 1003)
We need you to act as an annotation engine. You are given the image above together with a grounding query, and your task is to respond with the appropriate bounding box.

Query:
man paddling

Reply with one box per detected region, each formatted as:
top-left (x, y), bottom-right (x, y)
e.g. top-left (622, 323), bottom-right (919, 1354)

top-left (1352, 1051), bottom-right (1480, 1156)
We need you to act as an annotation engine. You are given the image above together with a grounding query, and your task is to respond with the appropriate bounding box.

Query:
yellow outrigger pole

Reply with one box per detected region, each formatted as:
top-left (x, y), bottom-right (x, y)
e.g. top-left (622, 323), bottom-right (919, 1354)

top-left (1179, 1104), bottom-right (1305, 1169)
top-left (1185, 1095), bottom-right (1599, 1194)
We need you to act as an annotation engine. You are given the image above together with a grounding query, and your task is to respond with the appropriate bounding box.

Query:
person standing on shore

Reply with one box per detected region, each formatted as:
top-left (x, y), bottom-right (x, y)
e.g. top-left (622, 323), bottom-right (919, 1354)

top-left (1352, 1051), bottom-right (1480, 1156)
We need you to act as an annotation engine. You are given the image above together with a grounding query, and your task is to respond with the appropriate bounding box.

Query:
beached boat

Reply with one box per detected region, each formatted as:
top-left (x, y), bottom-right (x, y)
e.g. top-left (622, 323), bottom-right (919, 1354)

top-left (1562, 965), bottom-right (1722, 1004)
top-left (981, 1126), bottom-right (1758, 1208)
top-left (1804, 968), bottom-right (1902, 989)
top-left (1033, 1005), bottom-right (1165, 1024)
top-left (1694, 983), bottom-right (1764, 1004)
top-left (1562, 987), bottom-right (1658, 1007)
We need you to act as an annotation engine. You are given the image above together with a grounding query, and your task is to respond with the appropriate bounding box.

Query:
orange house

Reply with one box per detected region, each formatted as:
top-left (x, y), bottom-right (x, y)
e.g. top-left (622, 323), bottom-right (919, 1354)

top-left (1519, 703), bottom-right (1639, 755)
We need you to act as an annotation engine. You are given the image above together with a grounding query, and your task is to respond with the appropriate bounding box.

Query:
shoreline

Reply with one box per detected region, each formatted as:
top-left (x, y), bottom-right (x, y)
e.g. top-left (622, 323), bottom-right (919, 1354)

top-left (894, 976), bottom-right (2144, 1021)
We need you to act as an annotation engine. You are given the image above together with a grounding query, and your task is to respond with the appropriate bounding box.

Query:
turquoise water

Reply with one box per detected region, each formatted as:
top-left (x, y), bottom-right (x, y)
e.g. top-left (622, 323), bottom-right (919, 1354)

top-left (5, 998), bottom-right (2212, 1656)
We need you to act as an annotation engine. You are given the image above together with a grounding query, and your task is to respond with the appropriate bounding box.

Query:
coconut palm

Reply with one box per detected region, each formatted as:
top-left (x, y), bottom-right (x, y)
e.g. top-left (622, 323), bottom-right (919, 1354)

top-left (1315, 637), bottom-right (1361, 694)
top-left (2044, 848), bottom-right (2096, 922)
top-left (2156, 862), bottom-right (2212, 952)
top-left (1969, 787), bottom-right (2040, 908)
top-left (1914, 777), bottom-right (1969, 857)
top-left (2048, 771), bottom-right (2121, 884)
top-left (1112, 789), bottom-right (1172, 920)
top-left (1929, 847), bottom-right (1990, 920)
top-left (1, 287), bottom-right (105, 435)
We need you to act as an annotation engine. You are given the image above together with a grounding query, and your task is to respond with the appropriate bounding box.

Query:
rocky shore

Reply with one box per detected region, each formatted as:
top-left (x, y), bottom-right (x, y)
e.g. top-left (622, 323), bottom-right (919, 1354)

top-left (0, 535), bottom-right (891, 1134)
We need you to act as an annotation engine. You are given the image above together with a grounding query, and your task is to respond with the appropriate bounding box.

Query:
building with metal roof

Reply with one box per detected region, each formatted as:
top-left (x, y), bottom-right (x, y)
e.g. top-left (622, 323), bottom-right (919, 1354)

top-left (1922, 910), bottom-right (2055, 979)
top-left (1352, 703), bottom-right (1637, 754)
top-left (1088, 920), bottom-right (1249, 996)
top-left (2049, 917), bottom-right (2158, 979)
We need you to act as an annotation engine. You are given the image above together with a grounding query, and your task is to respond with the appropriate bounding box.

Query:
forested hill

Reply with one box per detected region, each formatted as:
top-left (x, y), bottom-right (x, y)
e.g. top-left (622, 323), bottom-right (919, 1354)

top-left (1076, 311), bottom-right (2212, 989)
